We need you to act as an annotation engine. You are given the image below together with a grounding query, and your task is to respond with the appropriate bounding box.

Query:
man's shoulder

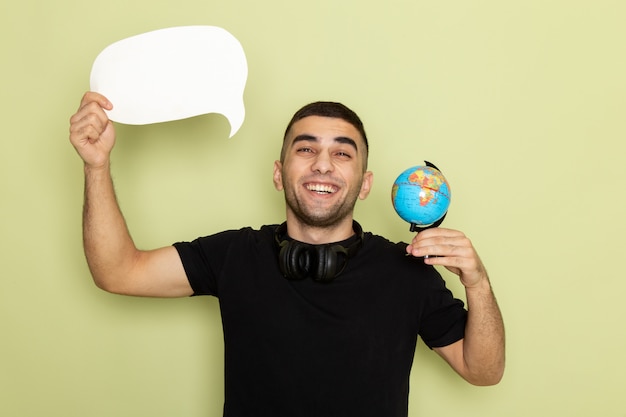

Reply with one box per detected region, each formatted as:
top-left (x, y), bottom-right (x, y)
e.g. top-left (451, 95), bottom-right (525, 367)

top-left (362, 231), bottom-right (407, 253)
top-left (175, 224), bottom-right (279, 248)
top-left (360, 230), bottom-right (432, 271)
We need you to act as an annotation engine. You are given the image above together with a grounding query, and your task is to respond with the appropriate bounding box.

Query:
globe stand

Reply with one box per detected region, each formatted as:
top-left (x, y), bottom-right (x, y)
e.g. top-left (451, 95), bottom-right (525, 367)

top-left (409, 212), bottom-right (447, 233)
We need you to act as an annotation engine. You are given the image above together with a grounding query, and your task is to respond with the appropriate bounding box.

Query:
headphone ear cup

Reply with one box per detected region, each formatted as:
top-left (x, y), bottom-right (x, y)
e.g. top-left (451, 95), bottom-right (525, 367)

top-left (279, 241), bottom-right (350, 282)
top-left (279, 241), bottom-right (311, 280)
top-left (274, 221), bottom-right (362, 282)
top-left (312, 245), bottom-right (336, 283)
top-left (277, 241), bottom-right (288, 278)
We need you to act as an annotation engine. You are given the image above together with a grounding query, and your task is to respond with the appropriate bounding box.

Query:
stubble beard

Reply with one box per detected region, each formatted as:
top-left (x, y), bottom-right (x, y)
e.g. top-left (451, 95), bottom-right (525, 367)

top-left (283, 176), bottom-right (362, 229)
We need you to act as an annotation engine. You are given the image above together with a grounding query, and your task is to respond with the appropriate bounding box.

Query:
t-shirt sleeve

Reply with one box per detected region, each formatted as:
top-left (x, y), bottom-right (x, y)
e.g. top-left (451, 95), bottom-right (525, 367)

top-left (418, 271), bottom-right (468, 349)
top-left (173, 229), bottom-right (247, 296)
top-left (173, 238), bottom-right (218, 296)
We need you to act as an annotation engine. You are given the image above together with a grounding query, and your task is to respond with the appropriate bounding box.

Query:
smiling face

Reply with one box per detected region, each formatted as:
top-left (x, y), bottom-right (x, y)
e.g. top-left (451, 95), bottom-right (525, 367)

top-left (273, 115), bottom-right (373, 238)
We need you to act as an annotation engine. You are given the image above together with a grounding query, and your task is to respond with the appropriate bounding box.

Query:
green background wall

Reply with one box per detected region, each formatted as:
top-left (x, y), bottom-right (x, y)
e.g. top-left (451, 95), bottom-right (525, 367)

top-left (2, 0), bottom-right (625, 415)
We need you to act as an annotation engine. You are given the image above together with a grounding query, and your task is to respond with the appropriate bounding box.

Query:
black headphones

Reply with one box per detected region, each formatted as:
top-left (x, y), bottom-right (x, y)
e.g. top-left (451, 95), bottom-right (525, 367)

top-left (274, 221), bottom-right (364, 283)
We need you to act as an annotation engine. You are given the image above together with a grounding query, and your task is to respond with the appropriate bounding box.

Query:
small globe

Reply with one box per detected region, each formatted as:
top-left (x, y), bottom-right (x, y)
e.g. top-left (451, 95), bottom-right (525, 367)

top-left (391, 164), bottom-right (451, 229)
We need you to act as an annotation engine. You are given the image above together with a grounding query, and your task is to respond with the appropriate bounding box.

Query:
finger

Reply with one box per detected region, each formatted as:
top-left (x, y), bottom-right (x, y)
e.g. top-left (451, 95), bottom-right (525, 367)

top-left (69, 112), bottom-right (108, 144)
top-left (408, 228), bottom-right (460, 248)
top-left (416, 228), bottom-right (465, 241)
top-left (427, 252), bottom-right (488, 287)
top-left (408, 234), bottom-right (474, 260)
top-left (71, 96), bottom-right (112, 129)
top-left (411, 242), bottom-right (464, 260)
top-left (70, 110), bottom-right (106, 133)
top-left (70, 103), bottom-right (107, 131)
top-left (421, 245), bottom-right (473, 271)
top-left (422, 254), bottom-right (464, 276)
top-left (78, 91), bottom-right (113, 112)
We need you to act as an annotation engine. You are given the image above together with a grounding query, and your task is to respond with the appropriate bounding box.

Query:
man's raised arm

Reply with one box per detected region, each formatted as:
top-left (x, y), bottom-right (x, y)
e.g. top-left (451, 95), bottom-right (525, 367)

top-left (406, 228), bottom-right (505, 386)
top-left (69, 92), bottom-right (192, 297)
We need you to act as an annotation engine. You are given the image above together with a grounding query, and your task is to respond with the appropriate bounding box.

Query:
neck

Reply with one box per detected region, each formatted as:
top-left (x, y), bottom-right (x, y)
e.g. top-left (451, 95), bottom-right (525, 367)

top-left (284, 214), bottom-right (356, 245)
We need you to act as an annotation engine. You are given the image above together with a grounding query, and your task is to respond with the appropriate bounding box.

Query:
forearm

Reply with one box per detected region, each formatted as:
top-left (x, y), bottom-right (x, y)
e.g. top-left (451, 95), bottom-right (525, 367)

top-left (82, 163), bottom-right (139, 292)
top-left (462, 278), bottom-right (506, 385)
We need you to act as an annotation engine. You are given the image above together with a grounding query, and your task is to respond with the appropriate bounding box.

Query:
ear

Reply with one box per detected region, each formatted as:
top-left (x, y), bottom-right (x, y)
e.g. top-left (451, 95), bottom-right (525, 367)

top-left (273, 160), bottom-right (284, 191)
top-left (359, 171), bottom-right (374, 200)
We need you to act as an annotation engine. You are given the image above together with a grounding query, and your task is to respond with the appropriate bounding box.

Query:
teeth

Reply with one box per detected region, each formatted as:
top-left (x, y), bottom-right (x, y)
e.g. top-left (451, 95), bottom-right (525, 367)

top-left (306, 184), bottom-right (336, 194)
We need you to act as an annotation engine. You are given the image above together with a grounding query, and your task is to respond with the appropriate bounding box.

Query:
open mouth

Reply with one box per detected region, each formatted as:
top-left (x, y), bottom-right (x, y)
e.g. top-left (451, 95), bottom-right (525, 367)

top-left (306, 183), bottom-right (338, 194)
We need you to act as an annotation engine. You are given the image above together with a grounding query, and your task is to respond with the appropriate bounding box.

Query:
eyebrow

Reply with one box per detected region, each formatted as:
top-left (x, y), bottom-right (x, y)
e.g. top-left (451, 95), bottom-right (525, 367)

top-left (292, 134), bottom-right (359, 152)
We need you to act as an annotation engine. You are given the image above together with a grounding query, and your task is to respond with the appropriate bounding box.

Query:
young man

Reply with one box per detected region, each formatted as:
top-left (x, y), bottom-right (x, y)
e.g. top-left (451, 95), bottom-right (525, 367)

top-left (69, 92), bottom-right (504, 417)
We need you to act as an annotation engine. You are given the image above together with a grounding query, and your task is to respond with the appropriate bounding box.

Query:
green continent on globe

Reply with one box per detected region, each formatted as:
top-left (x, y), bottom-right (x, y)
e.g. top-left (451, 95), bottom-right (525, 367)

top-left (408, 169), bottom-right (445, 206)
top-left (391, 165), bottom-right (451, 227)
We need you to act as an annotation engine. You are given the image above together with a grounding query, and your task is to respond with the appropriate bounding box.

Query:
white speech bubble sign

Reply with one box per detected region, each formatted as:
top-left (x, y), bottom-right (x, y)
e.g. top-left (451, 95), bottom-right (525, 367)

top-left (90, 26), bottom-right (247, 138)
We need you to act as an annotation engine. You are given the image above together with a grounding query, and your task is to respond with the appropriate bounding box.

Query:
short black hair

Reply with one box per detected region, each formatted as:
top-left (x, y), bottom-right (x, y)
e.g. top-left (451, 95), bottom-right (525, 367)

top-left (280, 101), bottom-right (369, 168)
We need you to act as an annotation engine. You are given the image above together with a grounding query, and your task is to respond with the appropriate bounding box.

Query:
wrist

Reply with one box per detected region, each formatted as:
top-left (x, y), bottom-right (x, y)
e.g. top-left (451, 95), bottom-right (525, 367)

top-left (463, 274), bottom-right (492, 292)
top-left (84, 160), bottom-right (111, 174)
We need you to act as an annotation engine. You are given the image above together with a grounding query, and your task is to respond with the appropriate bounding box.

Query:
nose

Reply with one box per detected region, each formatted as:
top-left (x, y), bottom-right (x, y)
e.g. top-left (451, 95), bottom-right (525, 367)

top-left (311, 151), bottom-right (333, 174)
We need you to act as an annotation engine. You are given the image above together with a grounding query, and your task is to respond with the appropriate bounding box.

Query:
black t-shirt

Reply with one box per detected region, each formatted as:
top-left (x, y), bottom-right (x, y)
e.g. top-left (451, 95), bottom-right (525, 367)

top-left (174, 225), bottom-right (467, 417)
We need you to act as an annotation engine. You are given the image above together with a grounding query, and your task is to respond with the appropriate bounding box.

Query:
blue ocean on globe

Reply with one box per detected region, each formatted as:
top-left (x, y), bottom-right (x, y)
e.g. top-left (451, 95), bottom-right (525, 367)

top-left (391, 165), bottom-right (451, 227)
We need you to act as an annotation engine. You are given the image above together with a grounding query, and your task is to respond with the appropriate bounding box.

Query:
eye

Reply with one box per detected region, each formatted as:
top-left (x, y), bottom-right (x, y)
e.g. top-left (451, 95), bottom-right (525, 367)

top-left (335, 150), bottom-right (353, 159)
top-left (296, 146), bottom-right (314, 154)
